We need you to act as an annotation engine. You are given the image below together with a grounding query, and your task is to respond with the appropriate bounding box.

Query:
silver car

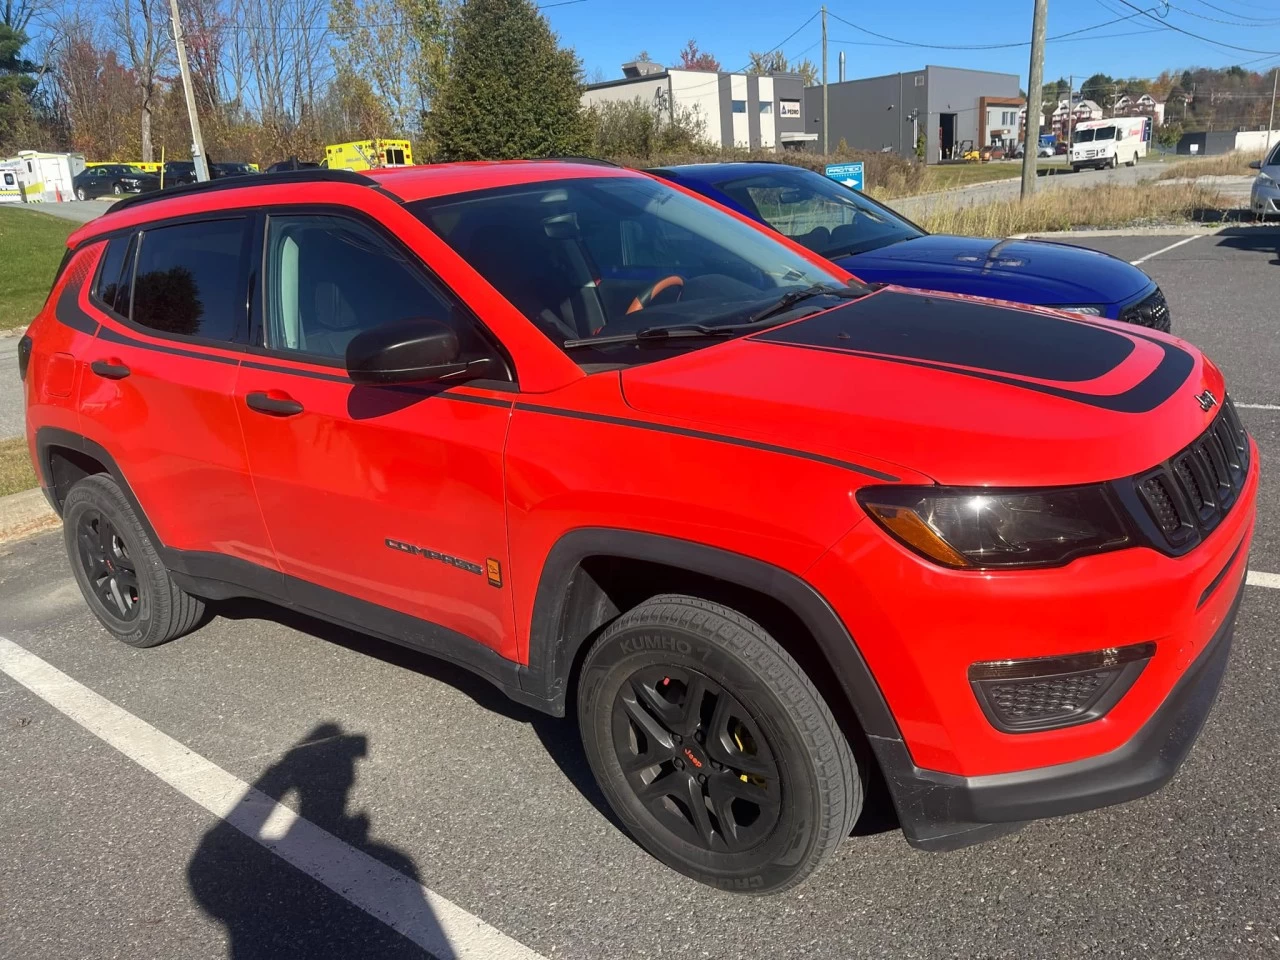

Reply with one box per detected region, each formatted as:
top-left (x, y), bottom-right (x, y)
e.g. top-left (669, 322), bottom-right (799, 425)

top-left (1250, 142), bottom-right (1280, 220)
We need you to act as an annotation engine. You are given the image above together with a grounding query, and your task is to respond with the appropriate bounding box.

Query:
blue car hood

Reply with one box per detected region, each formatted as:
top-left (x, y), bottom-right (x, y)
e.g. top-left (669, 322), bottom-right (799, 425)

top-left (837, 234), bottom-right (1151, 307)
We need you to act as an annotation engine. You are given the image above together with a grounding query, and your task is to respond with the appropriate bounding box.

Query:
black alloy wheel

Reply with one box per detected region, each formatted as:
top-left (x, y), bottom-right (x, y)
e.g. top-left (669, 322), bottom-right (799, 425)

top-left (612, 665), bottom-right (780, 853)
top-left (75, 508), bottom-right (141, 622)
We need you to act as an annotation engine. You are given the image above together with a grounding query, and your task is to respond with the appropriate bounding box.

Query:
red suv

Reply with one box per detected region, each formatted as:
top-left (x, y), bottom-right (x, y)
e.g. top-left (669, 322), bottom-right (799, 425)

top-left (20, 163), bottom-right (1258, 893)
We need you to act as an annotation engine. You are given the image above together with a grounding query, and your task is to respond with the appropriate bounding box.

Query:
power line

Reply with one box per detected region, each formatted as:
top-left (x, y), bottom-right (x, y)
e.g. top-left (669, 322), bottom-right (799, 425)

top-left (828, 28), bottom-right (1166, 49)
top-left (825, 6), bottom-right (1161, 51)
top-left (1105, 0), bottom-right (1280, 55)
top-left (1190, 0), bottom-right (1280, 23)
top-left (1172, 0), bottom-right (1280, 24)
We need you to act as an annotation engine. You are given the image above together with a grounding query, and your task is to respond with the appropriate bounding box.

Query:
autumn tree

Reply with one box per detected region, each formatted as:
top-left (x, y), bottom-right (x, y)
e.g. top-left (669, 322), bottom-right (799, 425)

top-left (747, 50), bottom-right (817, 87)
top-left (114, 0), bottom-right (169, 161)
top-left (433, 0), bottom-right (587, 161)
top-left (676, 39), bottom-right (719, 71)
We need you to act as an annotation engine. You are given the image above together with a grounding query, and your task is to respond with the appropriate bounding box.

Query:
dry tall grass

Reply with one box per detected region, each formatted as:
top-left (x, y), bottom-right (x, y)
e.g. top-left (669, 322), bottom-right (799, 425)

top-left (918, 181), bottom-right (1233, 236)
top-left (0, 437), bottom-right (36, 498)
top-left (1157, 151), bottom-right (1264, 180)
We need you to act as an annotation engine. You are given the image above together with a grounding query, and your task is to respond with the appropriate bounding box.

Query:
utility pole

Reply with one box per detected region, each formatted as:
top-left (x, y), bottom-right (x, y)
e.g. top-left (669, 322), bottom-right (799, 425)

top-left (821, 5), bottom-right (829, 155)
top-left (1067, 73), bottom-right (1074, 157)
top-left (168, 0), bottom-right (210, 182)
top-left (1267, 67), bottom-right (1278, 160)
top-left (1021, 0), bottom-right (1047, 199)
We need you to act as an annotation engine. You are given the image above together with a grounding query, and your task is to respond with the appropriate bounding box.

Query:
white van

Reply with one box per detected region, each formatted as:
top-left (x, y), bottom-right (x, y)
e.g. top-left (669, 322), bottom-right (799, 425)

top-left (1070, 118), bottom-right (1148, 172)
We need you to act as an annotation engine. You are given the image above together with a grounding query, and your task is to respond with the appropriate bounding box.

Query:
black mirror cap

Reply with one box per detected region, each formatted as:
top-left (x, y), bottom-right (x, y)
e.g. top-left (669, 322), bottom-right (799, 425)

top-left (345, 318), bottom-right (466, 385)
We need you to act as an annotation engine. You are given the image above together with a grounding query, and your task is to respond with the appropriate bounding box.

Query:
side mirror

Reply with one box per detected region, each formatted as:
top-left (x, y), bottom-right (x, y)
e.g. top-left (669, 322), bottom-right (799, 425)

top-left (345, 318), bottom-right (467, 385)
top-left (1249, 160), bottom-right (1262, 170)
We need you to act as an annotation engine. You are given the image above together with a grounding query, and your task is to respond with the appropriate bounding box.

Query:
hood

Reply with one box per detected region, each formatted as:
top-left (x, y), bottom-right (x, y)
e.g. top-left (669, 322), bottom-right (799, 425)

top-left (837, 235), bottom-right (1152, 307)
top-left (621, 288), bottom-right (1221, 488)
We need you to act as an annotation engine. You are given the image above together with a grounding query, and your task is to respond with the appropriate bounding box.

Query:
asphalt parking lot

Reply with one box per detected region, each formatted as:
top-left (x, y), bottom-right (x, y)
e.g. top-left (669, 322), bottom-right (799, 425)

top-left (2, 228), bottom-right (1279, 960)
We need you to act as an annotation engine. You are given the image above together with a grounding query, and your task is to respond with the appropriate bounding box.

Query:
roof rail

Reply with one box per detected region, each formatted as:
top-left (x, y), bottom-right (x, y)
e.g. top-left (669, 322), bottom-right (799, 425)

top-left (538, 156), bottom-right (621, 167)
top-left (106, 168), bottom-right (379, 215)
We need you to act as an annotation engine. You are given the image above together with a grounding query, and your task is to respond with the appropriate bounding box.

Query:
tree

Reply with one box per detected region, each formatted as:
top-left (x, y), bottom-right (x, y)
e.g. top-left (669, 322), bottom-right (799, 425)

top-left (330, 0), bottom-right (448, 139)
top-left (433, 0), bottom-right (587, 161)
top-left (676, 39), bottom-right (719, 72)
top-left (0, 21), bottom-right (38, 152)
top-left (747, 50), bottom-right (818, 87)
top-left (1080, 72), bottom-right (1113, 108)
top-left (113, 0), bottom-right (169, 162)
top-left (586, 95), bottom-right (706, 159)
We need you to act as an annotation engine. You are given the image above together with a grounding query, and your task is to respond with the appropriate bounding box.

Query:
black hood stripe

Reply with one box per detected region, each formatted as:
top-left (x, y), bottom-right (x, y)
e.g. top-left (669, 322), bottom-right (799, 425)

top-left (755, 291), bottom-right (1194, 414)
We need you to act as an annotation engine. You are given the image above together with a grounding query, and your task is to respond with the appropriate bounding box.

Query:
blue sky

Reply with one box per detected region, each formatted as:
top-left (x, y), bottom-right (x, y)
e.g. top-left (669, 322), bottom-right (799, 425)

top-left (545, 0), bottom-right (1280, 87)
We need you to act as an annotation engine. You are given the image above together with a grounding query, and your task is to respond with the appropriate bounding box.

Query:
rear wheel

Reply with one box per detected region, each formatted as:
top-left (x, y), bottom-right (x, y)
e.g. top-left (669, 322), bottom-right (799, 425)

top-left (63, 474), bottom-right (205, 648)
top-left (578, 594), bottom-right (861, 894)
top-left (75, 186), bottom-right (87, 201)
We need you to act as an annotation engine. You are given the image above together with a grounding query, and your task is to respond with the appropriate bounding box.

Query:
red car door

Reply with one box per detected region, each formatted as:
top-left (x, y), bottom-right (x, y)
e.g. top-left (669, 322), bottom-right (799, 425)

top-left (77, 216), bottom-right (276, 567)
top-left (234, 210), bottom-right (519, 660)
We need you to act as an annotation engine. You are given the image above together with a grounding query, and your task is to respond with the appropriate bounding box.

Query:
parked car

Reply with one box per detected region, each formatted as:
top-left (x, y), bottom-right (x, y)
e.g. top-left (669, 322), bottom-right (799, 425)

top-left (72, 165), bottom-right (159, 200)
top-left (211, 162), bottom-right (257, 178)
top-left (1249, 141), bottom-right (1280, 220)
top-left (265, 157), bottom-right (321, 173)
top-left (650, 162), bottom-right (1171, 329)
top-left (161, 160), bottom-right (199, 187)
top-left (22, 161), bottom-right (1255, 893)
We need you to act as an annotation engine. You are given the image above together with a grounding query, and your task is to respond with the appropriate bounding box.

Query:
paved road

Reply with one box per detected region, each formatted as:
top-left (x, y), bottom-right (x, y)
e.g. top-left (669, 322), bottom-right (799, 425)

top-left (895, 157), bottom-right (1174, 218)
top-left (1, 231), bottom-right (1278, 960)
top-left (18, 198), bottom-right (114, 224)
top-left (0, 334), bottom-right (22, 440)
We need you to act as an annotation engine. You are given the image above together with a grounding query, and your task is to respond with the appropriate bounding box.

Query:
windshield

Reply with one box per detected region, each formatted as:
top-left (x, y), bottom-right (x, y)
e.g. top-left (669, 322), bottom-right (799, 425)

top-left (708, 169), bottom-right (923, 258)
top-left (1073, 127), bottom-right (1115, 144)
top-left (410, 176), bottom-right (848, 363)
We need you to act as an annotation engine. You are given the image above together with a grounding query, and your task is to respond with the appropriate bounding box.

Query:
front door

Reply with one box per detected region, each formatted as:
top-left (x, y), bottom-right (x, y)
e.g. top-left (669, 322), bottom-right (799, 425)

top-left (235, 211), bottom-right (519, 659)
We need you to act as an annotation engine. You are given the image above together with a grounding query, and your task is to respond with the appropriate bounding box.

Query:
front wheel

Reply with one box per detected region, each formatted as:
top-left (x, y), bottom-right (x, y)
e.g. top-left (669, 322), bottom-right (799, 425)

top-left (112, 182), bottom-right (123, 195)
top-left (1110, 154), bottom-right (1119, 169)
top-left (76, 186), bottom-right (87, 201)
top-left (578, 594), bottom-right (861, 894)
top-left (1071, 164), bottom-right (1081, 173)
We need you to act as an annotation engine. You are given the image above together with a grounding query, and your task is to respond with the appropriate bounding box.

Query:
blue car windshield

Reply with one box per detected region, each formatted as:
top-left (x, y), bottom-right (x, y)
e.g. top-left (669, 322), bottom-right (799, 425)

top-left (709, 170), bottom-right (924, 259)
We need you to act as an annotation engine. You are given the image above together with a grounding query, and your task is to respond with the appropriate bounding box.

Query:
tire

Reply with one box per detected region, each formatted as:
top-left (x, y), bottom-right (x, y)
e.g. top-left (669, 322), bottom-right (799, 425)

top-left (1130, 152), bottom-right (1139, 167)
top-left (112, 182), bottom-right (123, 195)
top-left (1071, 164), bottom-right (1081, 173)
top-left (1110, 154), bottom-right (1119, 169)
top-left (63, 474), bottom-right (205, 648)
top-left (578, 594), bottom-right (861, 894)
top-left (76, 187), bottom-right (86, 201)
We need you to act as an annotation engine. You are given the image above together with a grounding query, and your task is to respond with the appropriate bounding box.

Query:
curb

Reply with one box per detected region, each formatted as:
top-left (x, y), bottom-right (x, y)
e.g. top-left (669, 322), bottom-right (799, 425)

top-left (0, 488), bottom-right (59, 543)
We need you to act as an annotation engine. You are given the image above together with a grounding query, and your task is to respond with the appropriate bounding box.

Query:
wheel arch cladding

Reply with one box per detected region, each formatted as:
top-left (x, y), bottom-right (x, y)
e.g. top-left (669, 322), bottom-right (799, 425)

top-left (522, 529), bottom-right (905, 751)
top-left (35, 429), bottom-right (159, 545)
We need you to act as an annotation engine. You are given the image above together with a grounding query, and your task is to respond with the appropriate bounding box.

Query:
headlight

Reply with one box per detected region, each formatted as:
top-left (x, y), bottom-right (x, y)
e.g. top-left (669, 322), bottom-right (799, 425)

top-left (1053, 305), bottom-right (1103, 316)
top-left (1258, 172), bottom-right (1276, 187)
top-left (858, 485), bottom-right (1132, 569)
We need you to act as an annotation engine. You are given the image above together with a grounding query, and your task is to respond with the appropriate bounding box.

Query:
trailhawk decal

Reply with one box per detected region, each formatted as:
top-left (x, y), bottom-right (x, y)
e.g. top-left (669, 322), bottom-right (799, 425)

top-left (753, 290), bottom-right (1195, 414)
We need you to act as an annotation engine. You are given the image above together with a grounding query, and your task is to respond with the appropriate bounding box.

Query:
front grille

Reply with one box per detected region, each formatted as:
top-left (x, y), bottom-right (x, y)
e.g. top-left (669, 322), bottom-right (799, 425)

top-left (1131, 397), bottom-right (1251, 552)
top-left (984, 672), bottom-right (1111, 727)
top-left (1119, 287), bottom-right (1171, 332)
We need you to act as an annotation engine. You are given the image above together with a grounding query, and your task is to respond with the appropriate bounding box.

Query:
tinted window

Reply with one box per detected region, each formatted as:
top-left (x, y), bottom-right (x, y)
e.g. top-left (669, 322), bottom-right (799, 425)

top-left (411, 176), bottom-right (842, 356)
top-left (94, 236), bottom-right (132, 315)
top-left (263, 214), bottom-right (503, 370)
top-left (712, 169), bottom-right (923, 258)
top-left (132, 219), bottom-right (247, 341)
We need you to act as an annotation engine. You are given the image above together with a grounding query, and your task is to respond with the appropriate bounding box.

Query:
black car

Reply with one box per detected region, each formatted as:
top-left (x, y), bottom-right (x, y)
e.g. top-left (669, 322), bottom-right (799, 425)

top-left (265, 157), bottom-right (320, 173)
top-left (73, 165), bottom-right (159, 200)
top-left (211, 162), bottom-right (257, 178)
top-left (162, 160), bottom-right (199, 187)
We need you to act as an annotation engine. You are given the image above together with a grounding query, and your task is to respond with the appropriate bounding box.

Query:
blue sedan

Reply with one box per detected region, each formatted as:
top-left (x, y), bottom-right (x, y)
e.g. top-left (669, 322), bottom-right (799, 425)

top-left (648, 162), bottom-right (1170, 331)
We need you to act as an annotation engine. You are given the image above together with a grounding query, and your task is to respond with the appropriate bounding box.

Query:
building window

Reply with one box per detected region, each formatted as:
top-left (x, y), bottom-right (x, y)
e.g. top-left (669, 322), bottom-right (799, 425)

top-left (731, 100), bottom-right (746, 114)
top-left (914, 75), bottom-right (924, 87)
top-left (759, 102), bottom-right (773, 114)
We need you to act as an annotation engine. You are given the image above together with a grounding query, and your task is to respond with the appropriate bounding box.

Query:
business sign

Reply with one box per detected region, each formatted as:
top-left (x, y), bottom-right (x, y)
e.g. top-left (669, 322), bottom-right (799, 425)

top-left (779, 100), bottom-right (801, 119)
top-left (825, 161), bottom-right (864, 191)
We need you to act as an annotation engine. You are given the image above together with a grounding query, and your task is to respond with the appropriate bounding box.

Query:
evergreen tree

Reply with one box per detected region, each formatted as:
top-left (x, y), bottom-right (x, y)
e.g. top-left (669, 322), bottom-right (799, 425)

top-left (0, 23), bottom-right (38, 152)
top-left (432, 0), bottom-right (588, 161)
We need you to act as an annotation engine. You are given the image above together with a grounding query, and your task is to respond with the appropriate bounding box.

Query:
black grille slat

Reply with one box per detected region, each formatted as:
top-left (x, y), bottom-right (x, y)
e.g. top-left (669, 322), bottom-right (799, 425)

top-left (1119, 288), bottom-right (1172, 332)
top-left (1128, 397), bottom-right (1250, 552)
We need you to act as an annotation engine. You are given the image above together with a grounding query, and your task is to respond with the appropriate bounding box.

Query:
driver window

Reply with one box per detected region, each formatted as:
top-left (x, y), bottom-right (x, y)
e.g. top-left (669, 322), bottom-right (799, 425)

top-left (263, 214), bottom-right (504, 371)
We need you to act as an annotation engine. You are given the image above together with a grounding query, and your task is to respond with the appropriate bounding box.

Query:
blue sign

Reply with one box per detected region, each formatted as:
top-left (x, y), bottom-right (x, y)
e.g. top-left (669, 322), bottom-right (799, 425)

top-left (825, 161), bottom-right (864, 191)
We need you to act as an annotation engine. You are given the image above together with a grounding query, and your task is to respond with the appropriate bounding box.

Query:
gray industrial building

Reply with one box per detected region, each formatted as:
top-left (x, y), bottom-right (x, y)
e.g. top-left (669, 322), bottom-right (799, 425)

top-left (804, 66), bottom-right (1024, 162)
top-left (583, 61), bottom-right (815, 152)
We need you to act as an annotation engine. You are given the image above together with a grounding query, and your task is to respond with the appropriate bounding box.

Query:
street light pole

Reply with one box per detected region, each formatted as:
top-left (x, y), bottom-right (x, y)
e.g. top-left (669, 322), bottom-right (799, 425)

top-left (821, 5), bottom-right (829, 155)
top-left (167, 0), bottom-right (211, 182)
top-left (1266, 67), bottom-right (1278, 160)
top-left (1021, 0), bottom-right (1048, 199)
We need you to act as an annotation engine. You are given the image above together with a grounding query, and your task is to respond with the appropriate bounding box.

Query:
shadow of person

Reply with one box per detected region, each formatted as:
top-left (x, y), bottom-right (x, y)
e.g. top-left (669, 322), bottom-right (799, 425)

top-left (187, 723), bottom-right (455, 960)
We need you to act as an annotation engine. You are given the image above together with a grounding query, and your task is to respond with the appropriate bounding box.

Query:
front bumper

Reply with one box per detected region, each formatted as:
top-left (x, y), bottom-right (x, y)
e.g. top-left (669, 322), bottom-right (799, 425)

top-left (879, 579), bottom-right (1243, 850)
top-left (1251, 180), bottom-right (1279, 216)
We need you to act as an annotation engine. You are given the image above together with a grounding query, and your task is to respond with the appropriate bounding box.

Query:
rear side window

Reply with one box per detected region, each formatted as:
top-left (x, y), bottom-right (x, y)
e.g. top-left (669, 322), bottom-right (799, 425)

top-left (94, 236), bottom-right (133, 316)
top-left (132, 219), bottom-right (249, 341)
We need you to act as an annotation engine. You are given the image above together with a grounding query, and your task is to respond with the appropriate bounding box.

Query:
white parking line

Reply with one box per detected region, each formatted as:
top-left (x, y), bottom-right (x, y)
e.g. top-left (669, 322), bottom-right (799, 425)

top-left (1236, 403), bottom-right (1280, 411)
top-left (0, 636), bottom-right (546, 960)
top-left (1248, 570), bottom-right (1280, 590)
top-left (1130, 235), bottom-right (1198, 265)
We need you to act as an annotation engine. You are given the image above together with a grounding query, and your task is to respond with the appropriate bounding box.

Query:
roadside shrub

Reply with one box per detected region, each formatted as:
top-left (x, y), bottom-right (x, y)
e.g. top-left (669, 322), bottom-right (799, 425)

top-left (586, 97), bottom-right (708, 160)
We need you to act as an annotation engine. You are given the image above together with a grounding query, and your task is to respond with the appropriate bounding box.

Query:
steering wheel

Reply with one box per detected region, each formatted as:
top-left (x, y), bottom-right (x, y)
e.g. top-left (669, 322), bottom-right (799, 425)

top-left (627, 275), bottom-right (685, 314)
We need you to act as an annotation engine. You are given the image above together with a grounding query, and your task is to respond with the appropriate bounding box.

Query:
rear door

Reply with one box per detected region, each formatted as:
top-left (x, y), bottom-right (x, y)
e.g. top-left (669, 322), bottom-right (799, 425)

top-left (78, 215), bottom-right (276, 568)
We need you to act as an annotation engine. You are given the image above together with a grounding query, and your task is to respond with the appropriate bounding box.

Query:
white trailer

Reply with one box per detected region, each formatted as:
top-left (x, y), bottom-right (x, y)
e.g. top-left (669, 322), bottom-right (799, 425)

top-left (1069, 117), bottom-right (1148, 171)
top-left (2, 150), bottom-right (87, 202)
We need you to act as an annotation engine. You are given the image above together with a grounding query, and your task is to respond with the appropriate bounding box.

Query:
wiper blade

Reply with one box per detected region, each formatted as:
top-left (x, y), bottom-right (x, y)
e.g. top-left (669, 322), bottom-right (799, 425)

top-left (562, 284), bottom-right (864, 351)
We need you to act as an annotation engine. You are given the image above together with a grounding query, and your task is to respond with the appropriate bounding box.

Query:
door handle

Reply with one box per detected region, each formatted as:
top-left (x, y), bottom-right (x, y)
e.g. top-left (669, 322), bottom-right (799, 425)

top-left (246, 391), bottom-right (304, 417)
top-left (90, 358), bottom-right (131, 380)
